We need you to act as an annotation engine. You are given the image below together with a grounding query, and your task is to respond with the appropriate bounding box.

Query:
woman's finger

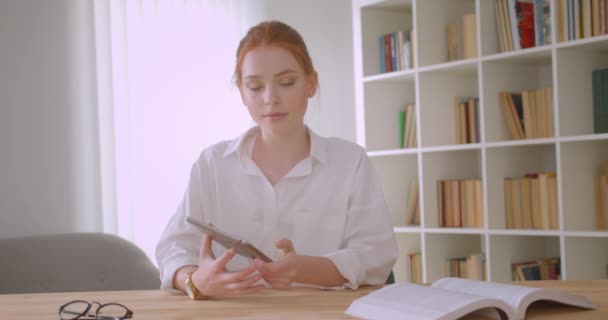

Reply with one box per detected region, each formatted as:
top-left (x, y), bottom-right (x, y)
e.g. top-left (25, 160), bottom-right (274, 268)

top-left (199, 233), bottom-right (214, 260)
top-left (223, 272), bottom-right (263, 291)
top-left (275, 238), bottom-right (295, 255)
top-left (217, 264), bottom-right (258, 284)
top-left (212, 247), bottom-right (237, 272)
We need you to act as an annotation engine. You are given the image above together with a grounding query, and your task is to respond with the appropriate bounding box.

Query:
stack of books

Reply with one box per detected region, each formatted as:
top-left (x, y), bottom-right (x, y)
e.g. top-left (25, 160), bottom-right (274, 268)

top-left (438, 179), bottom-right (483, 228)
top-left (444, 253), bottom-right (486, 280)
top-left (504, 173), bottom-right (559, 230)
top-left (595, 160), bottom-right (608, 229)
top-left (454, 96), bottom-right (480, 144)
top-left (495, 0), bottom-right (552, 52)
top-left (593, 68), bottom-right (608, 134)
top-left (379, 30), bottom-right (414, 73)
top-left (499, 88), bottom-right (553, 140)
top-left (556, 0), bottom-right (608, 42)
top-left (512, 257), bottom-right (561, 280)
top-left (446, 13), bottom-right (478, 61)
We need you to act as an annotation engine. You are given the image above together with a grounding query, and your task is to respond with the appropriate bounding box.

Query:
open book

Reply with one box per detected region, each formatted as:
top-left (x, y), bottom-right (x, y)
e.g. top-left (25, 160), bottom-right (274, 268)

top-left (345, 277), bottom-right (595, 320)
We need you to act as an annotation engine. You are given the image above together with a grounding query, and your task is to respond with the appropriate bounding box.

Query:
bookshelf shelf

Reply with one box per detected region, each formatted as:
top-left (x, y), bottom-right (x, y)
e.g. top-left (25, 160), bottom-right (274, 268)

top-left (363, 69), bottom-right (416, 83)
top-left (488, 229), bottom-right (561, 237)
top-left (564, 231), bottom-right (608, 237)
top-left (421, 143), bottom-right (482, 153)
top-left (424, 228), bottom-right (486, 235)
top-left (352, 0), bottom-right (608, 282)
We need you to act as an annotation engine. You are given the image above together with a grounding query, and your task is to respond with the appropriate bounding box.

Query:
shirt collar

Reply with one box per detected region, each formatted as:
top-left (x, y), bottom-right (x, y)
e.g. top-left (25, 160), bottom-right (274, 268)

top-left (222, 125), bottom-right (327, 164)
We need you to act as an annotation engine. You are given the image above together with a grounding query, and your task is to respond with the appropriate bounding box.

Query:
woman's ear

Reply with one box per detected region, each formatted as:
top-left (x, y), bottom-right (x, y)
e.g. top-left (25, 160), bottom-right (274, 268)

top-left (308, 73), bottom-right (318, 98)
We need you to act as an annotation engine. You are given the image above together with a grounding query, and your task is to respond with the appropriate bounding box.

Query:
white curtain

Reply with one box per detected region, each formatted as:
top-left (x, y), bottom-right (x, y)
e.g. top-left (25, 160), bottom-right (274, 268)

top-left (95, 0), bottom-right (264, 264)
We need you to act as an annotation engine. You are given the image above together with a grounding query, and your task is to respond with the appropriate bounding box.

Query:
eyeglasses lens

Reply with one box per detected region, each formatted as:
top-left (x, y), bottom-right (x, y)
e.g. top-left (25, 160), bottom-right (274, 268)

top-left (60, 301), bottom-right (89, 320)
top-left (97, 304), bottom-right (128, 319)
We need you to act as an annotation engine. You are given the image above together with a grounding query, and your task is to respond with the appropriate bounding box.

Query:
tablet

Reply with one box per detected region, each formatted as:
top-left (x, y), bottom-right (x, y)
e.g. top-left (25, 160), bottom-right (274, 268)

top-left (186, 216), bottom-right (272, 262)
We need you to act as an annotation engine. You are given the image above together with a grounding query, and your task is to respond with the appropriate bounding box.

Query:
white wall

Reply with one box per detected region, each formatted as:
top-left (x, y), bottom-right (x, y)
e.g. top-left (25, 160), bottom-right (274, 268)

top-left (0, 0), bottom-right (355, 239)
top-left (0, 0), bottom-right (102, 238)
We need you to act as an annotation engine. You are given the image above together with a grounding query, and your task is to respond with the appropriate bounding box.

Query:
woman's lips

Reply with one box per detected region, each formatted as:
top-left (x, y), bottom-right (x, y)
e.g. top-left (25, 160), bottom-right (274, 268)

top-left (263, 112), bottom-right (288, 120)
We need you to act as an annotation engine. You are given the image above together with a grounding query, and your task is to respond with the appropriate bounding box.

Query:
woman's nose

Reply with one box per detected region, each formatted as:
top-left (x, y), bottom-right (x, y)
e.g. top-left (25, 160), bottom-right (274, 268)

top-left (264, 87), bottom-right (278, 106)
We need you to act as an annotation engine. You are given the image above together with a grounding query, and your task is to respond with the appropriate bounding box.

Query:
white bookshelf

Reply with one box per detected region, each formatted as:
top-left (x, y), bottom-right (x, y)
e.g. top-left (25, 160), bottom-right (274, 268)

top-left (352, 0), bottom-right (608, 283)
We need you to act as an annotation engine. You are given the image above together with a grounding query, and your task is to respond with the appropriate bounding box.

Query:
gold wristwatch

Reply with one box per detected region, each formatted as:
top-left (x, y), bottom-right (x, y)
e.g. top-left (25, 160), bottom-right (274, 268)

top-left (184, 271), bottom-right (208, 300)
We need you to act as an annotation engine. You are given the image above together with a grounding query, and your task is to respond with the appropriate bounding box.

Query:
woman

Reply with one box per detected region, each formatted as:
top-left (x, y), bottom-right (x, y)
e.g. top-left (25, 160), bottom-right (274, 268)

top-left (156, 20), bottom-right (397, 299)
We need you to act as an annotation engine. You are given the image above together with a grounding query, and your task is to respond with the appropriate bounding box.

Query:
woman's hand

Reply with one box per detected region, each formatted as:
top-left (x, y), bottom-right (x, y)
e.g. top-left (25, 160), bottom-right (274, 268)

top-left (251, 238), bottom-right (298, 289)
top-left (191, 233), bottom-right (265, 296)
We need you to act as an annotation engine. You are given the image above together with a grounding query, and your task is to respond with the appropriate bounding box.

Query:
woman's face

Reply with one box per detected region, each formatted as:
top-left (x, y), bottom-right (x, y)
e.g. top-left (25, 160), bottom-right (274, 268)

top-left (239, 45), bottom-right (316, 136)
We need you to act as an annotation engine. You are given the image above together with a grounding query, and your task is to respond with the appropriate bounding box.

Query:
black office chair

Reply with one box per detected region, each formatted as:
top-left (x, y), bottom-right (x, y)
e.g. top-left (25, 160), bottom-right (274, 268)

top-left (0, 233), bottom-right (160, 294)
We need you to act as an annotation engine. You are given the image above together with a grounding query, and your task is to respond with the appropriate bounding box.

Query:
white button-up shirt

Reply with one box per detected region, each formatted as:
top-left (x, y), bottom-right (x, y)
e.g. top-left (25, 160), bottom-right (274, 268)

top-left (155, 126), bottom-right (398, 290)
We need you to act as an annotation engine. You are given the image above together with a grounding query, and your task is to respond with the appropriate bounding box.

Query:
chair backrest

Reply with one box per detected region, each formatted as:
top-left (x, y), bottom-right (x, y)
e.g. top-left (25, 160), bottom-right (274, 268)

top-left (386, 270), bottom-right (395, 284)
top-left (0, 233), bottom-right (160, 294)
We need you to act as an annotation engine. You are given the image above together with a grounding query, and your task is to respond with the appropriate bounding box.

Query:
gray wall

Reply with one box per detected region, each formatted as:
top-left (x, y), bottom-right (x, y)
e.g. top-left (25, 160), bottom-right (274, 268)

top-left (0, 0), bottom-right (102, 238)
top-left (0, 0), bottom-right (355, 238)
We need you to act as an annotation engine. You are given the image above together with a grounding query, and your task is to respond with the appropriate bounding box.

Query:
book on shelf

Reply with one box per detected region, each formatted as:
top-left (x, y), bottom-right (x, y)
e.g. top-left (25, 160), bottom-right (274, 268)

top-left (556, 0), bottom-right (608, 42)
top-left (595, 160), bottom-right (608, 228)
top-left (592, 68), bottom-right (608, 134)
top-left (399, 110), bottom-right (406, 149)
top-left (344, 277), bottom-right (596, 320)
top-left (399, 104), bottom-right (417, 149)
top-left (444, 253), bottom-right (486, 281)
top-left (438, 179), bottom-right (483, 228)
top-left (499, 88), bottom-right (553, 140)
top-left (446, 13), bottom-right (477, 61)
top-left (408, 252), bottom-right (423, 284)
top-left (378, 30), bottom-right (413, 74)
top-left (496, 0), bottom-right (553, 52)
top-left (511, 257), bottom-right (561, 280)
top-left (405, 179), bottom-right (420, 226)
top-left (453, 97), bottom-right (480, 144)
top-left (504, 173), bottom-right (558, 230)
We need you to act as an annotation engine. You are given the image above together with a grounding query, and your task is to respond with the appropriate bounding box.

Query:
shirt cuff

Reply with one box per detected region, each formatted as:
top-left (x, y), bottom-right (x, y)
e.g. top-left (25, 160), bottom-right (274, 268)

top-left (324, 249), bottom-right (364, 290)
top-left (159, 256), bottom-right (199, 291)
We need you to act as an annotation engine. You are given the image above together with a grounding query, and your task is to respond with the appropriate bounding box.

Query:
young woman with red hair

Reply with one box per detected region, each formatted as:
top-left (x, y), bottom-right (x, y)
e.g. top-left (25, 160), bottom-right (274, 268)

top-left (156, 20), bottom-right (397, 299)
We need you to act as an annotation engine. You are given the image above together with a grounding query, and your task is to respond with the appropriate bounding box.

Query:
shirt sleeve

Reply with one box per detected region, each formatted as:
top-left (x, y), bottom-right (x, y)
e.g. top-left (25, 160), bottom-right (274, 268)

top-left (155, 160), bottom-right (208, 291)
top-left (324, 150), bottom-right (398, 290)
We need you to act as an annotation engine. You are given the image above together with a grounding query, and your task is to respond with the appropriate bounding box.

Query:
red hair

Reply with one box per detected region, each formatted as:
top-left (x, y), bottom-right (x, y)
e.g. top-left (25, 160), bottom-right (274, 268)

top-left (234, 20), bottom-right (318, 88)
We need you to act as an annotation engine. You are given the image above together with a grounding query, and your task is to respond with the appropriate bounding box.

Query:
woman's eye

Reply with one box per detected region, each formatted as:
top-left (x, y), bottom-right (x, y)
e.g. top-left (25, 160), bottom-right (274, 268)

top-left (248, 86), bottom-right (263, 92)
top-left (280, 81), bottom-right (295, 87)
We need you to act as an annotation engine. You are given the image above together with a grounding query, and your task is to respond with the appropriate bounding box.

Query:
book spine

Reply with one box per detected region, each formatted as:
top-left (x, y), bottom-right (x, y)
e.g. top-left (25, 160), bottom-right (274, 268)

top-left (390, 32), bottom-right (397, 72)
top-left (462, 13), bottom-right (478, 58)
top-left (517, 1), bottom-right (536, 47)
top-left (379, 35), bottom-right (386, 73)
top-left (399, 111), bottom-right (406, 148)
top-left (543, 0), bottom-right (552, 44)
top-left (385, 34), bottom-right (392, 73)
top-left (509, 0), bottom-right (523, 49)
top-left (534, 0), bottom-right (545, 45)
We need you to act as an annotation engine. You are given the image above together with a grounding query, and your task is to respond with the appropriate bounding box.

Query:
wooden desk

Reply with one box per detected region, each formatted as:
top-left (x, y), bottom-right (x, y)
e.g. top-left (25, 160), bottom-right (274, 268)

top-left (0, 280), bottom-right (606, 319)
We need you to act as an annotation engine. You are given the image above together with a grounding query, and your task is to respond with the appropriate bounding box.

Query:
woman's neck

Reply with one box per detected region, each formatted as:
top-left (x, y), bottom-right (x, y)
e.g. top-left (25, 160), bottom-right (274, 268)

top-left (251, 125), bottom-right (311, 186)
top-left (255, 126), bottom-right (310, 162)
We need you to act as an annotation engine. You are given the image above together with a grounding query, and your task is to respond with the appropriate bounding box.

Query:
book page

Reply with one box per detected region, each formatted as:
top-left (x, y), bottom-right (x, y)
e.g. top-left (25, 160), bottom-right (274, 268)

top-left (432, 277), bottom-right (538, 311)
top-left (432, 278), bottom-right (595, 320)
top-left (345, 282), bottom-right (511, 320)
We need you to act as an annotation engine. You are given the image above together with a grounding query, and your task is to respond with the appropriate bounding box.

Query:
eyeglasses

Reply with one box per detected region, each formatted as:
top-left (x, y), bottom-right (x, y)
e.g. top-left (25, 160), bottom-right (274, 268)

top-left (58, 300), bottom-right (133, 320)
